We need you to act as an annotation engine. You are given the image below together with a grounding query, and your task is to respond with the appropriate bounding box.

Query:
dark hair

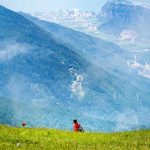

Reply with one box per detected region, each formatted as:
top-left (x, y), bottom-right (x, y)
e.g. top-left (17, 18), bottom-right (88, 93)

top-left (73, 119), bottom-right (77, 123)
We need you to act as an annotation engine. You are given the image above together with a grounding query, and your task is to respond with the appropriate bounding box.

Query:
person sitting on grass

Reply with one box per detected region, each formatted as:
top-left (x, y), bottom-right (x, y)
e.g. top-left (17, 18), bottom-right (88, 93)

top-left (73, 119), bottom-right (84, 132)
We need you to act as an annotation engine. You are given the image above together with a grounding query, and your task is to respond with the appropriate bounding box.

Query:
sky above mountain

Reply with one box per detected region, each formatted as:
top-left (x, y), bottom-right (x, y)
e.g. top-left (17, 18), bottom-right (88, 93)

top-left (0, 0), bottom-right (150, 13)
top-left (0, 0), bottom-right (108, 12)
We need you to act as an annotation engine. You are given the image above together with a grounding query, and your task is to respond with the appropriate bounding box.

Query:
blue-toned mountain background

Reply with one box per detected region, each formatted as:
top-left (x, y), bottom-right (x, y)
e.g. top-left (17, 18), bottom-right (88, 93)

top-left (0, 0), bottom-right (150, 132)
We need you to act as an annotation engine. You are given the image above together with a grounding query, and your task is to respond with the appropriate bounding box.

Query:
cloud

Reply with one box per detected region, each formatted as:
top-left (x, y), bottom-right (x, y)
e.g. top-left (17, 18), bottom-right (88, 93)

top-left (0, 42), bottom-right (31, 61)
top-left (130, 62), bottom-right (150, 79)
top-left (120, 29), bottom-right (139, 41)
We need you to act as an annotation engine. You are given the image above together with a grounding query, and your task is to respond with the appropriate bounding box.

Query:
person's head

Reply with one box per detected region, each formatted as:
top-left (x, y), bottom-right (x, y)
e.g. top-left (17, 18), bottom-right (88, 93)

top-left (73, 119), bottom-right (77, 124)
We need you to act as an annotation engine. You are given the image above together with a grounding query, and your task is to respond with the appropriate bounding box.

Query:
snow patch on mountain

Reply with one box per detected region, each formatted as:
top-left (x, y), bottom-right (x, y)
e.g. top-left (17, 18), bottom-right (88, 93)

top-left (71, 74), bottom-right (84, 98)
top-left (132, 1), bottom-right (150, 9)
top-left (69, 68), bottom-right (85, 98)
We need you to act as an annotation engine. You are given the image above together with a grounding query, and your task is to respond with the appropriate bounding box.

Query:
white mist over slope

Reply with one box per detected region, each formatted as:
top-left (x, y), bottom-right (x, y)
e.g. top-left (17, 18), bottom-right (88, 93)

top-left (0, 42), bottom-right (31, 61)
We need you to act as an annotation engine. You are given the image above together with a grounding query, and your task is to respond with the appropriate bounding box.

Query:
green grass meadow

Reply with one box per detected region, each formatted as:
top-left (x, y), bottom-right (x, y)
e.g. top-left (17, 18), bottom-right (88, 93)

top-left (0, 125), bottom-right (150, 150)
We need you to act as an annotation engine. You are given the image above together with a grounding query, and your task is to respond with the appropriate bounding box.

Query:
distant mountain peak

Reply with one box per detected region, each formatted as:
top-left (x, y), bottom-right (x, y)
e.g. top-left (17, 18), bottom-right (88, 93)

top-left (107, 0), bottom-right (132, 5)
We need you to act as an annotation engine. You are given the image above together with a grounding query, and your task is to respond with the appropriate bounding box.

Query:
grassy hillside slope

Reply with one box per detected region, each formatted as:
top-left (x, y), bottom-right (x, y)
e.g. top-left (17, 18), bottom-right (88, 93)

top-left (0, 125), bottom-right (149, 150)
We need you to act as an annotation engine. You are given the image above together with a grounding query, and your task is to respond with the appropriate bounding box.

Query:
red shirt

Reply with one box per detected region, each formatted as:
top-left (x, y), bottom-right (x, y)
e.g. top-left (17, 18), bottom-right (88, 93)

top-left (22, 122), bottom-right (26, 127)
top-left (73, 123), bottom-right (81, 132)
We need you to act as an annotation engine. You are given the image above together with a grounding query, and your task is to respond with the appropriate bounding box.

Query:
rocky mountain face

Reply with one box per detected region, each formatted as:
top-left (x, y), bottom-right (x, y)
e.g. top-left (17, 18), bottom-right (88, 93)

top-left (98, 0), bottom-right (150, 39)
